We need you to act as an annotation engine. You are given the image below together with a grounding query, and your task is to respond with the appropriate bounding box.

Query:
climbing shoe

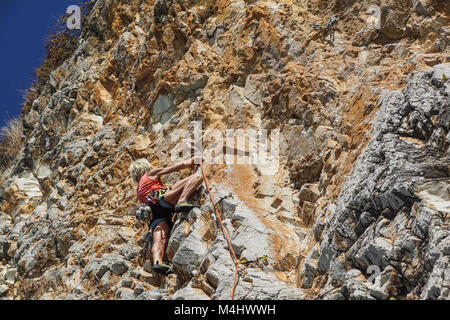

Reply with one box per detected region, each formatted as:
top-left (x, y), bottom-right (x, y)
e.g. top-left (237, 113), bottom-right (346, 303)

top-left (152, 262), bottom-right (173, 275)
top-left (174, 202), bottom-right (199, 213)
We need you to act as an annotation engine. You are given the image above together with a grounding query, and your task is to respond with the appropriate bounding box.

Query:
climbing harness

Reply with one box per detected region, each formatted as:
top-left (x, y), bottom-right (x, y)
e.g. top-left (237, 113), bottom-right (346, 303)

top-left (135, 188), bottom-right (169, 223)
top-left (139, 188), bottom-right (170, 259)
top-left (146, 188), bottom-right (168, 205)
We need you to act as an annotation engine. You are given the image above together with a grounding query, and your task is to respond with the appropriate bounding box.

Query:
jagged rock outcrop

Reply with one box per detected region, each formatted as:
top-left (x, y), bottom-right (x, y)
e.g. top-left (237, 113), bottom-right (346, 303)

top-left (0, 0), bottom-right (449, 300)
top-left (311, 64), bottom-right (450, 300)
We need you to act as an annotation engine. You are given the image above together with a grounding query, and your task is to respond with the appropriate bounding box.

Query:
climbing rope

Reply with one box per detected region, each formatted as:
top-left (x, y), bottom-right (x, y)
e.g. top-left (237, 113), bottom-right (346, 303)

top-left (200, 164), bottom-right (240, 300)
top-left (199, 165), bottom-right (271, 299)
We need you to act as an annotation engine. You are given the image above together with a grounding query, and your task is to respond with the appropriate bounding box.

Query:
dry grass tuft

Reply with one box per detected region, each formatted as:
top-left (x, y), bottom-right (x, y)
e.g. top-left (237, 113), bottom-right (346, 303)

top-left (0, 118), bottom-right (24, 170)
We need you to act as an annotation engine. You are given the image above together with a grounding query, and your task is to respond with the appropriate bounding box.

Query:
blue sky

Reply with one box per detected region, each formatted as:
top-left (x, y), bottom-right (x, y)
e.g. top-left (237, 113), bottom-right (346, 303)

top-left (0, 0), bottom-right (77, 129)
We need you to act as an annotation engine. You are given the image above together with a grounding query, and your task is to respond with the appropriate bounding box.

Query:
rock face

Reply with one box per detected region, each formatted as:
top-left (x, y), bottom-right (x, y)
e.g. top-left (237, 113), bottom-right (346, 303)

top-left (0, 0), bottom-right (449, 300)
top-left (311, 65), bottom-right (450, 300)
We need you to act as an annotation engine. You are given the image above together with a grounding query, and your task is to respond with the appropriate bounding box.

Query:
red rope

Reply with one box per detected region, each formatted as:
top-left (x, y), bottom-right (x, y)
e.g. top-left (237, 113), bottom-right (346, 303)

top-left (200, 164), bottom-right (239, 300)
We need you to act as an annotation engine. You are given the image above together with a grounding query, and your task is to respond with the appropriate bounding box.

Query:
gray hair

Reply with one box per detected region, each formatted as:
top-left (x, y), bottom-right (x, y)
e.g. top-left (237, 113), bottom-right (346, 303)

top-left (129, 158), bottom-right (151, 183)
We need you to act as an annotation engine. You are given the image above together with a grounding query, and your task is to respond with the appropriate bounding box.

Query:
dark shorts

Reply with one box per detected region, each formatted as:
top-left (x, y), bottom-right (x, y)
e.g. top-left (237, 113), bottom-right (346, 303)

top-left (149, 197), bottom-right (174, 232)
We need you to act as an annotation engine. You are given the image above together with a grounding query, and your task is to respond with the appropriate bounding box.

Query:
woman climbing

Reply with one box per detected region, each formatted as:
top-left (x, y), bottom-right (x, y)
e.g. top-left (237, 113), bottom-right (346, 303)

top-left (129, 157), bottom-right (203, 274)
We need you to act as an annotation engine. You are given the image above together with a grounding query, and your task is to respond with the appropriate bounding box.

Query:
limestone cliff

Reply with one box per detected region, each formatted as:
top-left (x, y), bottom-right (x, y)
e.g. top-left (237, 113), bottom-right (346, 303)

top-left (0, 0), bottom-right (449, 300)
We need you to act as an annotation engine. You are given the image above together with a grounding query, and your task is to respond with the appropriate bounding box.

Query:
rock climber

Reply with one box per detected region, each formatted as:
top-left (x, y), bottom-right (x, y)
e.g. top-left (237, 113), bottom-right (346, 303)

top-left (129, 157), bottom-right (203, 275)
top-left (312, 16), bottom-right (338, 43)
top-left (154, 0), bottom-right (169, 24)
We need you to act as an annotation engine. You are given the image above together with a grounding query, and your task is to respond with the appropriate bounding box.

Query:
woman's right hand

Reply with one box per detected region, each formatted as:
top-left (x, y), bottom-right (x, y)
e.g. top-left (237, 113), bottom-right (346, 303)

top-left (182, 156), bottom-right (203, 169)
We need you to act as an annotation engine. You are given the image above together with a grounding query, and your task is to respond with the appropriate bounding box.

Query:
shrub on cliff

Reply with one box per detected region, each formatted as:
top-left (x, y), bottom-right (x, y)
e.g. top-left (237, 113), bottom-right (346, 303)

top-left (22, 1), bottom-right (94, 114)
top-left (33, 27), bottom-right (80, 89)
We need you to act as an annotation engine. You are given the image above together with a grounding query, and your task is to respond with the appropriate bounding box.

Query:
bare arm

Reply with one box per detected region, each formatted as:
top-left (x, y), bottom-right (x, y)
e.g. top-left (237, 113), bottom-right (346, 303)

top-left (148, 159), bottom-right (195, 179)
